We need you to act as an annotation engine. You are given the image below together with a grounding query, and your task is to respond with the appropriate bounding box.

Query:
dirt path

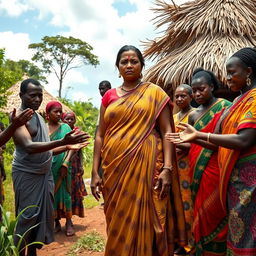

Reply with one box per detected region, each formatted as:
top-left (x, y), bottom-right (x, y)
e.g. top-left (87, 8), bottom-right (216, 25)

top-left (38, 206), bottom-right (106, 256)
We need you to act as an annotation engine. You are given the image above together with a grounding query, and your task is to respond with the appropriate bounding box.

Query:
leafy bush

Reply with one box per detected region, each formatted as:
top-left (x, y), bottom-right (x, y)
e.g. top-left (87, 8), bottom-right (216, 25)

top-left (59, 98), bottom-right (98, 165)
top-left (0, 205), bottom-right (43, 256)
top-left (67, 231), bottom-right (105, 255)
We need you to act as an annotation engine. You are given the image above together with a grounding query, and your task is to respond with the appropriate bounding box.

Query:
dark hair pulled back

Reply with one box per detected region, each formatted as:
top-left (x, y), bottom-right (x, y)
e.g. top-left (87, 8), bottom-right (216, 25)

top-left (115, 45), bottom-right (145, 69)
top-left (192, 68), bottom-right (219, 91)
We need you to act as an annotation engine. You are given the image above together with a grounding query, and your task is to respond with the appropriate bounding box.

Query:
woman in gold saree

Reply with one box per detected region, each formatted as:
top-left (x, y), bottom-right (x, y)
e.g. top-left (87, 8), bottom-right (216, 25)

top-left (91, 45), bottom-right (186, 256)
top-left (173, 84), bottom-right (195, 254)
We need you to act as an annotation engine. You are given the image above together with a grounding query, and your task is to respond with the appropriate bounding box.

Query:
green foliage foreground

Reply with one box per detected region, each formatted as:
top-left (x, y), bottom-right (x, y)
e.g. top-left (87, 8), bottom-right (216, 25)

top-left (0, 205), bottom-right (43, 256)
top-left (67, 231), bottom-right (105, 255)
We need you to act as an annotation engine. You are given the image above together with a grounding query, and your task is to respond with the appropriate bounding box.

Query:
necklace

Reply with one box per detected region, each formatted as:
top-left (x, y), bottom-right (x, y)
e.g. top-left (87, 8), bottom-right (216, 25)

top-left (121, 81), bottom-right (142, 92)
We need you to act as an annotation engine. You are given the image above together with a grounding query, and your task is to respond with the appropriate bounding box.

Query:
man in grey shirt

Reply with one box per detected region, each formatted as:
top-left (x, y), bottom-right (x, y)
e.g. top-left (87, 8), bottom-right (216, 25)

top-left (12, 78), bottom-right (89, 256)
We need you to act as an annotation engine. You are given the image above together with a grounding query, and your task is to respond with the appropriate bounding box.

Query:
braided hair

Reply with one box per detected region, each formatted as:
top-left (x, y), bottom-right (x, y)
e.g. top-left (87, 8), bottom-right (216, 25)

top-left (191, 68), bottom-right (219, 92)
top-left (231, 47), bottom-right (256, 79)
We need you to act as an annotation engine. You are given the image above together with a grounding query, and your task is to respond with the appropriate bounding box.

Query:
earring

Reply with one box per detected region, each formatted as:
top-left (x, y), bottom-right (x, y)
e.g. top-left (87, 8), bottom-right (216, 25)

top-left (119, 73), bottom-right (121, 78)
top-left (246, 76), bottom-right (251, 87)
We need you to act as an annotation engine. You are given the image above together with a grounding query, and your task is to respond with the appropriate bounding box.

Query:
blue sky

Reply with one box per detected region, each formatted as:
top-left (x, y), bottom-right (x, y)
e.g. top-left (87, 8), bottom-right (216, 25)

top-left (0, 0), bottom-right (187, 108)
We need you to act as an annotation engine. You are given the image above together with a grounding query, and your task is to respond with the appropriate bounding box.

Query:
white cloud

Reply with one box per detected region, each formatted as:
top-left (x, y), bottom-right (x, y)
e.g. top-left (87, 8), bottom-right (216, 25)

top-left (70, 91), bottom-right (89, 102)
top-left (0, 0), bottom-right (30, 16)
top-left (0, 31), bottom-right (32, 60)
top-left (0, 0), bottom-right (191, 107)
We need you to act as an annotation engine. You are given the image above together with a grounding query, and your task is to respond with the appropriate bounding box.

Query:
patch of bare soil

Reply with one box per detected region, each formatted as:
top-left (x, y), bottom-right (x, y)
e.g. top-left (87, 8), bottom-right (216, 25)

top-left (38, 206), bottom-right (106, 256)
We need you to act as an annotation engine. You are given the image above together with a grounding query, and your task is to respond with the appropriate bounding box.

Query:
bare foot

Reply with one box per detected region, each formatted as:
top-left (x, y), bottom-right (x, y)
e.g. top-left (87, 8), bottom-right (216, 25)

top-left (65, 224), bottom-right (75, 236)
top-left (65, 219), bottom-right (75, 236)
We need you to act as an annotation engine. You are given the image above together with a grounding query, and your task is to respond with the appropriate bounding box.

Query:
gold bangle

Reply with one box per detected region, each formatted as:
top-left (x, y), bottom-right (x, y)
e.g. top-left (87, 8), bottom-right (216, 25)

top-left (207, 133), bottom-right (211, 142)
top-left (162, 166), bottom-right (173, 172)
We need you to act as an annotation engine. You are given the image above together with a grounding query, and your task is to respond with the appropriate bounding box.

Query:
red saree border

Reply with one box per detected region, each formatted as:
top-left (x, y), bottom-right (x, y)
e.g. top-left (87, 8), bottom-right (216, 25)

top-left (227, 241), bottom-right (256, 255)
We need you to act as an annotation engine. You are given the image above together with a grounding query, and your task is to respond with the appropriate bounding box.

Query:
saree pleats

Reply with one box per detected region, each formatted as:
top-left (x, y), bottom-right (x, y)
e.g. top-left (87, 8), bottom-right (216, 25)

top-left (50, 123), bottom-right (72, 219)
top-left (189, 99), bottom-right (231, 255)
top-left (174, 112), bottom-right (194, 248)
top-left (102, 83), bottom-right (186, 256)
top-left (219, 89), bottom-right (256, 255)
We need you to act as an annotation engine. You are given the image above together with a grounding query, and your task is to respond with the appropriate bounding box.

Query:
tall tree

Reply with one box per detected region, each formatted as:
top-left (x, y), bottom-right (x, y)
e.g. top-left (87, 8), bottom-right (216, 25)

top-left (29, 35), bottom-right (99, 98)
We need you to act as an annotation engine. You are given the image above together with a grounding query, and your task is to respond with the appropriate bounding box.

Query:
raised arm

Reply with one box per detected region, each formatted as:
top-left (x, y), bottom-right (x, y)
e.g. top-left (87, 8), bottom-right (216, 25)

top-left (13, 125), bottom-right (89, 154)
top-left (91, 104), bottom-right (106, 200)
top-left (166, 122), bottom-right (256, 150)
top-left (197, 128), bottom-right (256, 150)
top-left (0, 108), bottom-right (33, 147)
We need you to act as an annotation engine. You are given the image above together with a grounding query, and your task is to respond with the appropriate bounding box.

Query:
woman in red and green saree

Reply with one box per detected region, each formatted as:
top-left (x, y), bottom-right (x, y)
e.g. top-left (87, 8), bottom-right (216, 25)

top-left (188, 69), bottom-right (231, 255)
top-left (91, 45), bottom-right (187, 256)
top-left (46, 101), bottom-right (74, 236)
top-left (166, 47), bottom-right (256, 256)
top-left (173, 84), bottom-right (195, 255)
top-left (46, 101), bottom-right (88, 237)
top-left (62, 111), bottom-right (87, 218)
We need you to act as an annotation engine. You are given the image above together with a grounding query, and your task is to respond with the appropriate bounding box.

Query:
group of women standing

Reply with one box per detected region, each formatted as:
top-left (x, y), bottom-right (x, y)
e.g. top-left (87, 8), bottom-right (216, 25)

top-left (45, 101), bottom-right (88, 236)
top-left (167, 47), bottom-right (256, 256)
top-left (91, 45), bottom-right (256, 256)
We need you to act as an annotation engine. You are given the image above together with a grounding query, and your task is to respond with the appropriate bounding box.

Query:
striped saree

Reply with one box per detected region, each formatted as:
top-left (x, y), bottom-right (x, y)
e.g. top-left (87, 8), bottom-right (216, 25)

top-left (189, 99), bottom-right (231, 255)
top-left (218, 89), bottom-right (256, 256)
top-left (101, 82), bottom-right (186, 256)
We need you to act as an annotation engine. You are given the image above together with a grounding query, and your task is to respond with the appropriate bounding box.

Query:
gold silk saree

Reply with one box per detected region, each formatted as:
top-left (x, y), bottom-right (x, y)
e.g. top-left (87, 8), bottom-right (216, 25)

top-left (101, 82), bottom-right (186, 256)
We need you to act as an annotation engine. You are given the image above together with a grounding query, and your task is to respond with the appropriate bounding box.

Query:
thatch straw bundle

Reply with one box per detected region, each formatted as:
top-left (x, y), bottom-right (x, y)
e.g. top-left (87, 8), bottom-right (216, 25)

top-left (2, 81), bottom-right (72, 116)
top-left (143, 0), bottom-right (256, 91)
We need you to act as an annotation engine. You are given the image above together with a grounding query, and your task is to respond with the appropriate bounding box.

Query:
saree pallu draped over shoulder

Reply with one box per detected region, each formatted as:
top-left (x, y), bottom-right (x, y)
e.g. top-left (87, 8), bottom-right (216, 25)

top-left (218, 89), bottom-right (256, 256)
top-left (189, 99), bottom-right (231, 256)
top-left (101, 82), bottom-right (187, 256)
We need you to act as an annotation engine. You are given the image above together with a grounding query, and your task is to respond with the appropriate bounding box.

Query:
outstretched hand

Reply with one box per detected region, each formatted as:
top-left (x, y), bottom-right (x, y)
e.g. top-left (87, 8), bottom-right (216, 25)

top-left (11, 108), bottom-right (34, 128)
top-left (67, 141), bottom-right (90, 150)
top-left (165, 122), bottom-right (197, 143)
top-left (63, 130), bottom-right (90, 145)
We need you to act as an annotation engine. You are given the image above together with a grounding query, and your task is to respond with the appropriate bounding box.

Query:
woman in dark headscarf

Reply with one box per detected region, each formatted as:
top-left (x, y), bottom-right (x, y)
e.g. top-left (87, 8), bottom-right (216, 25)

top-left (166, 47), bottom-right (256, 255)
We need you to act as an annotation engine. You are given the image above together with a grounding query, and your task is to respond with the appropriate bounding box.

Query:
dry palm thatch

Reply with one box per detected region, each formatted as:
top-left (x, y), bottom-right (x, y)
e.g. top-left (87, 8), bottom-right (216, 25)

top-left (143, 0), bottom-right (256, 92)
top-left (2, 80), bottom-right (72, 116)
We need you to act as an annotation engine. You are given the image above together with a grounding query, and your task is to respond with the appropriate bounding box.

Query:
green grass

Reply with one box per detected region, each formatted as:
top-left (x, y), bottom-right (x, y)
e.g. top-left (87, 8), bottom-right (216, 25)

top-left (84, 194), bottom-right (103, 209)
top-left (83, 164), bottom-right (92, 179)
top-left (67, 231), bottom-right (105, 256)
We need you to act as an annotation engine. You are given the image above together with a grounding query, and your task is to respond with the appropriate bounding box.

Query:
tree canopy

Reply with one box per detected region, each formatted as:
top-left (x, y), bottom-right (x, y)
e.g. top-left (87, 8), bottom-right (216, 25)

top-left (0, 49), bottom-right (21, 113)
top-left (29, 35), bottom-right (100, 98)
top-left (4, 59), bottom-right (47, 83)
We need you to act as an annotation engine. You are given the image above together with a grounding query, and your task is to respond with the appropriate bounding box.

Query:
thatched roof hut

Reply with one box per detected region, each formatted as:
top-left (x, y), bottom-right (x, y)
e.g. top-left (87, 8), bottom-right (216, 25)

top-left (2, 81), bottom-right (72, 116)
top-left (143, 0), bottom-right (256, 95)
